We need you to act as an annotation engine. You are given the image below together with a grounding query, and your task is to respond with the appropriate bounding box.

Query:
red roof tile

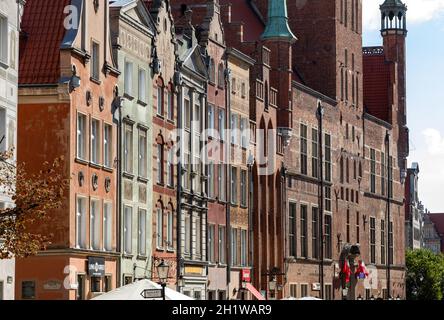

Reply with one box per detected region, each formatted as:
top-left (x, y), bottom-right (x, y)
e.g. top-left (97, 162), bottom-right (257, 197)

top-left (19, 0), bottom-right (71, 85)
top-left (428, 213), bottom-right (444, 236)
top-left (363, 48), bottom-right (391, 122)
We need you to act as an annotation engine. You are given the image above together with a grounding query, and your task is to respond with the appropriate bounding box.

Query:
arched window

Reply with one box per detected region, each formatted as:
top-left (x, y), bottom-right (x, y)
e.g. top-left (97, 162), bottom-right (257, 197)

top-left (218, 63), bottom-right (224, 88)
top-left (157, 78), bottom-right (164, 116)
top-left (340, 156), bottom-right (344, 183)
top-left (166, 203), bottom-right (174, 250)
top-left (156, 202), bottom-right (164, 249)
top-left (265, 81), bottom-right (269, 109)
top-left (156, 135), bottom-right (164, 185)
top-left (209, 58), bottom-right (215, 83)
top-left (167, 82), bottom-right (174, 121)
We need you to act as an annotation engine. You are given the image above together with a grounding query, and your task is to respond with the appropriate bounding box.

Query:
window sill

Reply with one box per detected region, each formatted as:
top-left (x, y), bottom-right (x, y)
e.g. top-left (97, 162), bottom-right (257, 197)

top-left (123, 254), bottom-right (134, 259)
top-left (156, 247), bottom-right (165, 252)
top-left (75, 157), bottom-right (89, 166)
top-left (156, 114), bottom-right (165, 120)
top-left (166, 184), bottom-right (175, 190)
top-left (123, 172), bottom-right (135, 180)
top-left (123, 93), bottom-right (134, 101)
top-left (90, 77), bottom-right (102, 85)
top-left (166, 119), bottom-right (175, 125)
top-left (103, 166), bottom-right (114, 173)
top-left (137, 176), bottom-right (149, 184)
top-left (240, 204), bottom-right (248, 209)
top-left (0, 61), bottom-right (9, 70)
top-left (137, 99), bottom-right (147, 106)
top-left (166, 248), bottom-right (175, 253)
top-left (156, 182), bottom-right (165, 187)
top-left (136, 255), bottom-right (148, 261)
top-left (89, 162), bottom-right (102, 170)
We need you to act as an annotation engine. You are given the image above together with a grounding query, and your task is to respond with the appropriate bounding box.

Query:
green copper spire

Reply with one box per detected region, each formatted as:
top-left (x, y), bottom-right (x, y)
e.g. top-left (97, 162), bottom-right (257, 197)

top-left (261, 0), bottom-right (297, 42)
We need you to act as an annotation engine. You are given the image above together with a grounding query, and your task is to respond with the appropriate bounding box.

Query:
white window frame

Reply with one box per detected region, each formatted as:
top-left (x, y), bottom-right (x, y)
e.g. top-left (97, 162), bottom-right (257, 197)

top-left (103, 202), bottom-right (112, 251)
top-left (157, 208), bottom-right (163, 249)
top-left (138, 68), bottom-right (146, 102)
top-left (138, 128), bottom-right (147, 178)
top-left (0, 15), bottom-right (8, 65)
top-left (76, 196), bottom-right (87, 249)
top-left (103, 123), bottom-right (112, 168)
top-left (90, 198), bottom-right (101, 250)
top-left (91, 41), bottom-right (100, 80)
top-left (138, 208), bottom-right (147, 256)
top-left (77, 113), bottom-right (87, 160)
top-left (124, 60), bottom-right (133, 96)
top-left (124, 206), bottom-right (133, 254)
top-left (123, 122), bottom-right (133, 174)
top-left (91, 118), bottom-right (101, 165)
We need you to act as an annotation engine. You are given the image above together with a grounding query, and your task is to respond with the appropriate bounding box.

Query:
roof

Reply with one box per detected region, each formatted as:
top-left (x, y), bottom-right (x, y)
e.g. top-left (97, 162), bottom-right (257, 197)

top-left (19, 0), bottom-right (71, 85)
top-left (363, 46), bottom-right (391, 122)
top-left (428, 213), bottom-right (444, 236)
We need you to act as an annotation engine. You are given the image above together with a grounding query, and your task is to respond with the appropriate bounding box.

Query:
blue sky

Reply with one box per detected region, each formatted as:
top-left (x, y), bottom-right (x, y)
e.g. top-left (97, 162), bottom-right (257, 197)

top-left (363, 0), bottom-right (444, 213)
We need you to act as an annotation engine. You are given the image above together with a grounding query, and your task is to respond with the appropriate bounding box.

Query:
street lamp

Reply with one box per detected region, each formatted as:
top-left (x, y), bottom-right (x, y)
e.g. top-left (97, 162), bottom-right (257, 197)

top-left (157, 259), bottom-right (170, 301)
top-left (268, 276), bottom-right (277, 298)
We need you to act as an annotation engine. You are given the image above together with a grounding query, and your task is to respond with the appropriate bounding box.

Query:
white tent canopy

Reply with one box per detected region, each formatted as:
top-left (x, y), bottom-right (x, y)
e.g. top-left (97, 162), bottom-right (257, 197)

top-left (92, 279), bottom-right (194, 301)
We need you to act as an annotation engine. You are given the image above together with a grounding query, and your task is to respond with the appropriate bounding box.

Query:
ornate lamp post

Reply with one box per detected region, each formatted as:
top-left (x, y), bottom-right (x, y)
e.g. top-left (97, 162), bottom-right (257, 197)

top-left (157, 260), bottom-right (170, 301)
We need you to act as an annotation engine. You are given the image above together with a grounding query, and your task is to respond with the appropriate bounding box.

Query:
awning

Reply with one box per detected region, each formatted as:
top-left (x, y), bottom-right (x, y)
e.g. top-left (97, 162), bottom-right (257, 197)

top-left (245, 283), bottom-right (266, 301)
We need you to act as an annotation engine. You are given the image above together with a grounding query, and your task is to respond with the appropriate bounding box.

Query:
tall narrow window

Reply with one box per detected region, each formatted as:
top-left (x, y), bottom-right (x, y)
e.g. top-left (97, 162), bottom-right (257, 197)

top-left (167, 211), bottom-right (173, 250)
top-left (218, 63), bottom-right (225, 88)
top-left (0, 15), bottom-right (8, 64)
top-left (103, 202), bottom-right (112, 251)
top-left (241, 229), bottom-right (247, 266)
top-left (208, 162), bottom-right (214, 198)
top-left (231, 167), bottom-right (238, 205)
top-left (389, 156), bottom-right (394, 198)
top-left (209, 58), bottom-right (215, 83)
top-left (185, 213), bottom-right (191, 254)
top-left (300, 205), bottom-right (308, 258)
top-left (231, 114), bottom-right (238, 145)
top-left (208, 225), bottom-right (215, 263)
top-left (370, 149), bottom-right (376, 193)
top-left (381, 219), bottom-right (386, 265)
top-left (312, 128), bottom-right (319, 178)
top-left (231, 228), bottom-right (237, 266)
top-left (218, 109), bottom-right (226, 142)
top-left (157, 208), bottom-right (163, 249)
top-left (353, 159), bottom-right (357, 180)
top-left (124, 206), bottom-right (133, 254)
top-left (324, 215), bottom-right (332, 259)
top-left (167, 90), bottom-right (174, 121)
top-left (167, 147), bottom-right (174, 187)
top-left (300, 124), bottom-right (308, 175)
top-left (218, 163), bottom-right (226, 201)
top-left (325, 186), bottom-right (332, 212)
top-left (91, 119), bottom-right (100, 164)
top-left (240, 170), bottom-right (247, 207)
top-left (76, 197), bottom-right (87, 249)
top-left (370, 217), bottom-right (376, 264)
top-left (389, 221), bottom-right (394, 264)
top-left (124, 123), bottom-right (133, 173)
top-left (77, 113), bottom-right (87, 160)
top-left (241, 118), bottom-right (248, 149)
top-left (157, 85), bottom-right (164, 116)
top-left (90, 199), bottom-right (101, 250)
top-left (356, 212), bottom-right (360, 244)
top-left (219, 226), bottom-right (226, 264)
top-left (138, 69), bottom-right (146, 102)
top-left (138, 209), bottom-right (147, 256)
top-left (207, 104), bottom-right (215, 135)
top-left (124, 61), bottom-right (133, 96)
top-left (103, 124), bottom-right (112, 168)
top-left (312, 207), bottom-right (319, 259)
top-left (138, 129), bottom-right (147, 178)
top-left (346, 158), bottom-right (350, 183)
top-left (289, 203), bottom-right (297, 257)
top-left (346, 209), bottom-right (350, 243)
top-left (325, 134), bottom-right (332, 182)
top-left (340, 156), bottom-right (344, 184)
top-left (196, 215), bottom-right (202, 258)
top-left (381, 152), bottom-right (386, 196)
top-left (91, 42), bottom-right (100, 80)
top-left (157, 144), bottom-right (164, 184)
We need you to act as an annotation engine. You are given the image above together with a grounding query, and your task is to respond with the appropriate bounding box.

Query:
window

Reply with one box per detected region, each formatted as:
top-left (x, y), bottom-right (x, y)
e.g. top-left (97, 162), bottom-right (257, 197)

top-left (103, 124), bottom-right (112, 168)
top-left (103, 276), bottom-right (112, 293)
top-left (157, 85), bottom-right (164, 116)
top-left (300, 124), bottom-right (308, 175)
top-left (208, 224), bottom-right (215, 263)
top-left (103, 202), bottom-right (112, 251)
top-left (346, 209), bottom-right (350, 243)
top-left (91, 42), bottom-right (100, 80)
top-left (346, 158), bottom-right (350, 183)
top-left (370, 217), bottom-right (376, 264)
top-left (241, 118), bottom-right (248, 149)
top-left (240, 170), bottom-right (247, 207)
top-left (300, 284), bottom-right (308, 297)
top-left (209, 58), bottom-right (215, 83)
top-left (325, 134), bottom-right (332, 182)
top-left (138, 69), bottom-right (146, 102)
top-left (241, 82), bottom-right (246, 98)
top-left (167, 211), bottom-right (173, 250)
top-left (157, 144), bottom-right (164, 184)
top-left (208, 162), bottom-right (215, 198)
top-left (312, 207), bottom-right (319, 259)
top-left (219, 226), bottom-right (226, 264)
top-left (381, 219), bottom-right (386, 265)
top-left (381, 152), bottom-right (386, 196)
top-left (300, 205), bottom-right (308, 258)
top-left (231, 228), bottom-right (237, 266)
top-left (124, 61), bottom-right (133, 95)
top-left (324, 215), bottom-right (332, 259)
top-left (325, 186), bottom-right (332, 212)
top-left (21, 281), bottom-right (35, 300)
top-left (76, 197), bottom-right (87, 249)
top-left (185, 213), bottom-right (191, 254)
top-left (123, 123), bottom-right (133, 173)
top-left (167, 91), bottom-right (174, 121)
top-left (232, 78), bottom-right (237, 94)
top-left (90, 199), bottom-right (101, 250)
top-left (167, 148), bottom-right (174, 187)
top-left (218, 63), bottom-right (224, 88)
top-left (218, 109), bottom-right (226, 142)
top-left (231, 167), bottom-right (238, 204)
top-left (207, 104), bottom-right (215, 136)
top-left (0, 108), bottom-right (6, 152)
top-left (389, 156), bottom-right (394, 198)
top-left (76, 275), bottom-right (85, 300)
top-left (196, 215), bottom-right (202, 258)
top-left (0, 15), bottom-right (8, 64)
top-left (77, 113), bottom-right (87, 160)
top-left (231, 114), bottom-right (238, 145)
top-left (218, 163), bottom-right (226, 201)
top-left (389, 221), bottom-right (394, 264)
top-left (325, 284), bottom-right (332, 300)
top-left (138, 129), bottom-right (147, 178)
top-left (340, 156), bottom-right (344, 183)
top-left (370, 149), bottom-right (376, 193)
top-left (138, 209), bottom-right (147, 256)
top-left (356, 212), bottom-right (360, 244)
top-left (312, 128), bottom-right (319, 178)
top-left (290, 284), bottom-right (297, 298)
top-left (124, 206), bottom-right (132, 254)
top-left (91, 119), bottom-right (100, 164)
top-left (156, 208), bottom-right (163, 249)
top-left (289, 203), bottom-right (297, 257)
top-left (90, 277), bottom-right (101, 293)
top-left (241, 229), bottom-right (247, 266)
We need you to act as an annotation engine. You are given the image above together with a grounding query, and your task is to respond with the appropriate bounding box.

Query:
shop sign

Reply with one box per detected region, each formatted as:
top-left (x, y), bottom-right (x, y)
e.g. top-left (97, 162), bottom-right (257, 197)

top-left (43, 280), bottom-right (62, 290)
top-left (88, 257), bottom-right (106, 277)
top-left (141, 289), bottom-right (163, 299)
top-left (241, 269), bottom-right (251, 283)
top-left (184, 266), bottom-right (203, 276)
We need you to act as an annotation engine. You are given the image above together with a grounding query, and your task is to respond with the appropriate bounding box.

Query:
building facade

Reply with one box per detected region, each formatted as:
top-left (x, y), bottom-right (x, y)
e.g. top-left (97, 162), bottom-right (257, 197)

top-left (0, 0), bottom-right (25, 301)
top-left (405, 163), bottom-right (422, 250)
top-left (424, 213), bottom-right (444, 254)
top-left (109, 0), bottom-right (155, 285)
top-left (16, 0), bottom-right (119, 300)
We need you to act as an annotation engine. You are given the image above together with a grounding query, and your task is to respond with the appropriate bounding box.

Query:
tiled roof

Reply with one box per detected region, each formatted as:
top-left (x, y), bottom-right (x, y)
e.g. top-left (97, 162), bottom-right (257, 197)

top-left (19, 0), bottom-right (71, 85)
top-left (363, 47), bottom-right (391, 122)
top-left (428, 213), bottom-right (444, 236)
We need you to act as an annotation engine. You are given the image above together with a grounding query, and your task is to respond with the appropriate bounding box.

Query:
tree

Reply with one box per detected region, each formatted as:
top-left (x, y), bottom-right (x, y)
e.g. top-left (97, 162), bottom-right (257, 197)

top-left (406, 249), bottom-right (444, 300)
top-left (0, 150), bottom-right (68, 259)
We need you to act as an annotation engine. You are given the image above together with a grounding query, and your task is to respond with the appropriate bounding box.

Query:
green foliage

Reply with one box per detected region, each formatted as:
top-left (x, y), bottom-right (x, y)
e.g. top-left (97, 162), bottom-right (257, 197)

top-left (406, 249), bottom-right (444, 300)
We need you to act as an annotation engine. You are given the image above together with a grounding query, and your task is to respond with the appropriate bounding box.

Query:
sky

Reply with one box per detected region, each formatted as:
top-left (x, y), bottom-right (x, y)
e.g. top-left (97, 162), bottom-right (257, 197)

top-left (362, 0), bottom-right (444, 213)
